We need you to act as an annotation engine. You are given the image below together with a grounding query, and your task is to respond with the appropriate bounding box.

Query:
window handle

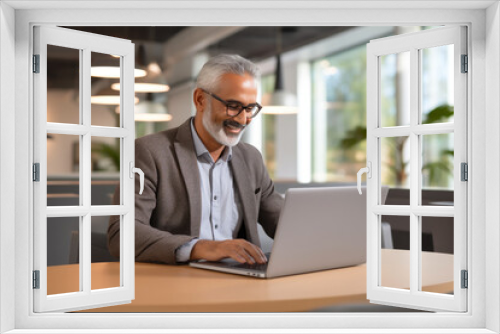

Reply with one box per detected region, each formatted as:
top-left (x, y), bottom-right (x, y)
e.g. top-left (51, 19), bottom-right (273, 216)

top-left (357, 162), bottom-right (371, 195)
top-left (129, 162), bottom-right (144, 195)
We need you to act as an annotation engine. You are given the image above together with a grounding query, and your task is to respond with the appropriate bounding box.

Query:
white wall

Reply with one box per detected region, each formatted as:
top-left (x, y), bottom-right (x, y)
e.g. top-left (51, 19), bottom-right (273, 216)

top-left (0, 2), bottom-right (16, 333)
top-left (8, 5), bottom-right (493, 331)
top-left (485, 2), bottom-right (500, 332)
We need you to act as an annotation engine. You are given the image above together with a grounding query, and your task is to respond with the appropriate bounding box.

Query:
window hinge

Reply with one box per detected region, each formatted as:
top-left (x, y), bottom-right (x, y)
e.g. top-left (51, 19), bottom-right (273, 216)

top-left (461, 54), bottom-right (468, 73)
top-left (461, 270), bottom-right (468, 289)
top-left (461, 162), bottom-right (468, 181)
top-left (33, 270), bottom-right (40, 289)
top-left (33, 163), bottom-right (40, 182)
top-left (33, 54), bottom-right (40, 73)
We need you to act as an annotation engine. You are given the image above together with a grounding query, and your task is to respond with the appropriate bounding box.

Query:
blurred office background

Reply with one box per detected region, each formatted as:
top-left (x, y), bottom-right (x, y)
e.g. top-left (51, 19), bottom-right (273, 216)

top-left (46, 26), bottom-right (454, 310)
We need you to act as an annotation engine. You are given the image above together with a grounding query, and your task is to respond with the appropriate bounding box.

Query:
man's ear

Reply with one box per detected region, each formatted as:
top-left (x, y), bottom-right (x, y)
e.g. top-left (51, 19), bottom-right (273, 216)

top-left (193, 88), bottom-right (205, 114)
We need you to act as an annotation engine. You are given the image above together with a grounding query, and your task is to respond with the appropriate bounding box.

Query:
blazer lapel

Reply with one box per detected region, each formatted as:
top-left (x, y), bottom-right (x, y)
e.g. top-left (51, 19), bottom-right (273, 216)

top-left (174, 118), bottom-right (202, 237)
top-left (231, 146), bottom-right (260, 246)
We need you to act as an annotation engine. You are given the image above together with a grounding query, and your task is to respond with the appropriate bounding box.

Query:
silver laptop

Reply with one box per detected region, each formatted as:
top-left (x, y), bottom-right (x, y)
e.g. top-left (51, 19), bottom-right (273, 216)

top-left (189, 186), bottom-right (388, 278)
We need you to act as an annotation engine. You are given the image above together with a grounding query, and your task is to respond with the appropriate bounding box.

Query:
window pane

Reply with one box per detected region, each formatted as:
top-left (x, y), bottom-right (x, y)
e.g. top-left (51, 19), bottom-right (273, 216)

top-left (380, 52), bottom-right (410, 127)
top-left (47, 134), bottom-right (80, 206)
top-left (91, 52), bottom-right (121, 127)
top-left (91, 137), bottom-right (121, 205)
top-left (47, 216), bottom-right (80, 295)
top-left (261, 74), bottom-right (277, 179)
top-left (421, 216), bottom-right (454, 294)
top-left (380, 215), bottom-right (410, 290)
top-left (311, 45), bottom-right (367, 182)
top-left (421, 133), bottom-right (454, 206)
top-left (421, 45), bottom-right (454, 124)
top-left (381, 136), bottom-right (410, 205)
top-left (47, 45), bottom-right (80, 124)
top-left (91, 216), bottom-right (120, 290)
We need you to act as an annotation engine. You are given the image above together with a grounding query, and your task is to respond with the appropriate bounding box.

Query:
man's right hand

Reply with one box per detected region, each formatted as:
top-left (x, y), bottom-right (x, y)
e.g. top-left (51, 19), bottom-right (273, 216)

top-left (190, 239), bottom-right (267, 264)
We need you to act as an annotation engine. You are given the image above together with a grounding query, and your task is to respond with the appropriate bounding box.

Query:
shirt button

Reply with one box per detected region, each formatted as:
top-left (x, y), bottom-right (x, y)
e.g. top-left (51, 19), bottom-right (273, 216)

top-left (214, 224), bottom-right (219, 229)
top-left (214, 196), bottom-right (217, 200)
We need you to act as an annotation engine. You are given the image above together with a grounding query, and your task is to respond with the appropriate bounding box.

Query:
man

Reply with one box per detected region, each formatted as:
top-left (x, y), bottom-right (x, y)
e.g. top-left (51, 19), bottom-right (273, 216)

top-left (108, 54), bottom-right (284, 265)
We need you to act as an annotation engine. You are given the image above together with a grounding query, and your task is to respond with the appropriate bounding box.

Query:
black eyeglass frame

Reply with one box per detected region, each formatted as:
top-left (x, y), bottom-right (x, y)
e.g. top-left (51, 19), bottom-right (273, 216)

top-left (201, 89), bottom-right (262, 119)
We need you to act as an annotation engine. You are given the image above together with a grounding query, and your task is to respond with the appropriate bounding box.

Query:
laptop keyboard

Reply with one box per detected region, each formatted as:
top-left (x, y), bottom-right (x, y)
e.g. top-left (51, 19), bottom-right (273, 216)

top-left (229, 262), bottom-right (268, 271)
top-left (227, 253), bottom-right (271, 271)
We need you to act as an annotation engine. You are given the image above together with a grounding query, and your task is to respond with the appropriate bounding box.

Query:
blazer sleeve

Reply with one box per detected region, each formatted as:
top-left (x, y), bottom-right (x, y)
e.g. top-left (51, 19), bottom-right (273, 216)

top-left (108, 139), bottom-right (195, 264)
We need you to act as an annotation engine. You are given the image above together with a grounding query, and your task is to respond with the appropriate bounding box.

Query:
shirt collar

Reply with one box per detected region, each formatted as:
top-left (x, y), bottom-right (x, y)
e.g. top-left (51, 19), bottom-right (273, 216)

top-left (190, 118), bottom-right (232, 163)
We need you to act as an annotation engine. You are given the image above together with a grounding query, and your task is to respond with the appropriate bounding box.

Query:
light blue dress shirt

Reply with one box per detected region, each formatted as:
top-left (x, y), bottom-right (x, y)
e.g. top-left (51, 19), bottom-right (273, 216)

top-left (174, 120), bottom-right (242, 262)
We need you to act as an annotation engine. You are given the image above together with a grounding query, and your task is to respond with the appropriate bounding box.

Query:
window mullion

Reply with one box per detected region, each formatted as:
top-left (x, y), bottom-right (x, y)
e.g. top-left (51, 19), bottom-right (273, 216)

top-left (409, 47), bottom-right (420, 294)
top-left (46, 123), bottom-right (88, 135)
top-left (81, 48), bottom-right (92, 295)
top-left (365, 45), bottom-right (379, 299)
top-left (122, 49), bottom-right (135, 291)
top-left (81, 214), bottom-right (91, 294)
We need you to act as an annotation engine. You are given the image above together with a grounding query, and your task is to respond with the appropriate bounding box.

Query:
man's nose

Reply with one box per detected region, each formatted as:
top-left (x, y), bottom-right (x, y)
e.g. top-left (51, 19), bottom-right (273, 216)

top-left (233, 109), bottom-right (248, 124)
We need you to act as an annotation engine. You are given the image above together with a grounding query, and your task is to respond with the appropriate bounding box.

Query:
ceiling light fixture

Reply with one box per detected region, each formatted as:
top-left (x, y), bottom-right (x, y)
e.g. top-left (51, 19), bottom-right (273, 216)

top-left (147, 62), bottom-right (162, 76)
top-left (261, 27), bottom-right (298, 115)
top-left (91, 66), bottom-right (147, 78)
top-left (125, 45), bottom-right (171, 94)
top-left (91, 95), bottom-right (140, 105)
top-left (111, 82), bottom-right (170, 93)
top-left (134, 100), bottom-right (173, 122)
top-left (115, 93), bottom-right (172, 122)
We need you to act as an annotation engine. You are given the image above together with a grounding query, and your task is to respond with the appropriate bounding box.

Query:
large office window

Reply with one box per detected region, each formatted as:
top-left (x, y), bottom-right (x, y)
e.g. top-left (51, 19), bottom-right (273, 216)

top-left (260, 74), bottom-right (277, 179)
top-left (311, 45), bottom-right (367, 183)
top-left (310, 27), bottom-right (452, 189)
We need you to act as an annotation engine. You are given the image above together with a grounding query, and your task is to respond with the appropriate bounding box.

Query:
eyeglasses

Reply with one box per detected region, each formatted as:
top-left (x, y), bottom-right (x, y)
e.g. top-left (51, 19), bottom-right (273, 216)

top-left (201, 89), bottom-right (262, 119)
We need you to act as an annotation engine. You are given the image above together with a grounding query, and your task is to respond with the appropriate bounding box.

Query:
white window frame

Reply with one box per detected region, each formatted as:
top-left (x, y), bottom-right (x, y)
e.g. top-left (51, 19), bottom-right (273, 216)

top-left (33, 25), bottom-right (136, 313)
top-left (1, 1), bottom-right (499, 333)
top-left (366, 26), bottom-right (467, 312)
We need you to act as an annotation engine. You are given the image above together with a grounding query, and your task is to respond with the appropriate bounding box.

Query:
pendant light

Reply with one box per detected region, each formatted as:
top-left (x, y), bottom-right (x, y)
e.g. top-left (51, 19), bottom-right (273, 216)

top-left (129, 41), bottom-right (170, 94)
top-left (261, 27), bottom-right (298, 115)
top-left (135, 43), bottom-right (172, 122)
top-left (91, 87), bottom-right (139, 105)
top-left (113, 40), bottom-right (172, 122)
top-left (90, 52), bottom-right (146, 78)
top-left (133, 93), bottom-right (172, 122)
top-left (91, 67), bottom-right (146, 78)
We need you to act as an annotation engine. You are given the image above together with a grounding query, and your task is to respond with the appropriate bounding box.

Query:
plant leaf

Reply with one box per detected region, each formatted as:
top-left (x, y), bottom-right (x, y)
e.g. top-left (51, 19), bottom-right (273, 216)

top-left (340, 126), bottom-right (367, 149)
top-left (92, 143), bottom-right (120, 171)
top-left (422, 104), bottom-right (454, 124)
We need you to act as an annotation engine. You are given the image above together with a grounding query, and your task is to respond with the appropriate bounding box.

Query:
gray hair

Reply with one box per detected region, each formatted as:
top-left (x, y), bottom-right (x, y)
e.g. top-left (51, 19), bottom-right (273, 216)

top-left (196, 54), bottom-right (260, 92)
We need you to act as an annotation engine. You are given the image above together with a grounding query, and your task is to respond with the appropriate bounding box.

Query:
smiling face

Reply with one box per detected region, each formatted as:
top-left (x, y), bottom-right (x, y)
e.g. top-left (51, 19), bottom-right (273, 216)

top-left (194, 72), bottom-right (258, 149)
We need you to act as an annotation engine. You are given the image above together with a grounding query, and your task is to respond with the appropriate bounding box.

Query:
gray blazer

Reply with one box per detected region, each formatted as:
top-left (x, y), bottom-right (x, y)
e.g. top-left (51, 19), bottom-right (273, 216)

top-left (108, 118), bottom-right (284, 264)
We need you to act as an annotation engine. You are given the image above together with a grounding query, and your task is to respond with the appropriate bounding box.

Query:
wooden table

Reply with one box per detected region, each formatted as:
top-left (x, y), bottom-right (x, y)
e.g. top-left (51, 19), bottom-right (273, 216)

top-left (47, 249), bottom-right (454, 312)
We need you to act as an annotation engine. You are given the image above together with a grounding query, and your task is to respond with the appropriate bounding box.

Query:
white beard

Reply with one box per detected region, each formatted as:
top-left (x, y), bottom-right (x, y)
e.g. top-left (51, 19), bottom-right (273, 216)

top-left (202, 103), bottom-right (245, 147)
